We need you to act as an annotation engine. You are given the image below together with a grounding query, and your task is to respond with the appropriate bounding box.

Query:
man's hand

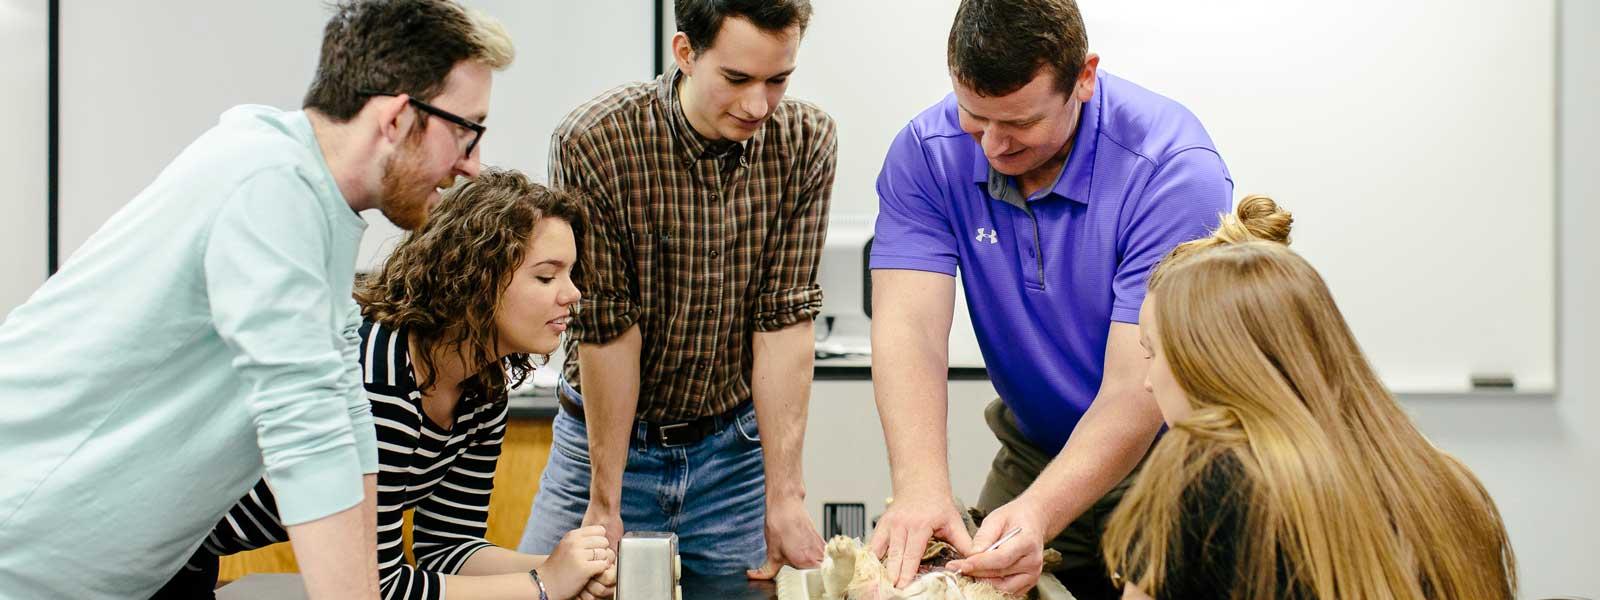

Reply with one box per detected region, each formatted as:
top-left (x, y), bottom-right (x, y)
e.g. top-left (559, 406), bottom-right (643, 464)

top-left (945, 496), bottom-right (1047, 595)
top-left (868, 494), bottom-right (974, 589)
top-left (747, 498), bottom-right (825, 579)
top-left (582, 502), bottom-right (624, 554)
top-left (579, 563), bottom-right (618, 600)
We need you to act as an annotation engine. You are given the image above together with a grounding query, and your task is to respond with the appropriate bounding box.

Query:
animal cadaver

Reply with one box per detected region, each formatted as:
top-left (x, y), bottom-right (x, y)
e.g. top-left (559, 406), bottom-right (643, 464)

top-left (818, 536), bottom-right (1017, 600)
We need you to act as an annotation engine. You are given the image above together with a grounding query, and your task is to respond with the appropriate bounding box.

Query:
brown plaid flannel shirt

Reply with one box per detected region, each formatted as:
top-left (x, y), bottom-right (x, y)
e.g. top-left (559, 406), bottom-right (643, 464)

top-left (555, 66), bottom-right (838, 422)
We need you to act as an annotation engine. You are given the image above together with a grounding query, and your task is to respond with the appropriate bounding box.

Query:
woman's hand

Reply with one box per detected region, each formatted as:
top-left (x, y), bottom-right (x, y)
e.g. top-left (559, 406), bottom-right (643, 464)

top-left (541, 526), bottom-right (615, 599)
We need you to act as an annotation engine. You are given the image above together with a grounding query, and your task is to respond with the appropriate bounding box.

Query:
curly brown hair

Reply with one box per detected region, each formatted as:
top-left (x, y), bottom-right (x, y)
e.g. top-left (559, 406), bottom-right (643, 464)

top-left (356, 168), bottom-right (584, 407)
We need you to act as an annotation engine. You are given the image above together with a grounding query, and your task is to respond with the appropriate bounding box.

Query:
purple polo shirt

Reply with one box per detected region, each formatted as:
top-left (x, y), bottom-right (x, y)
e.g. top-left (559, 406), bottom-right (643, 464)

top-left (871, 71), bottom-right (1232, 453)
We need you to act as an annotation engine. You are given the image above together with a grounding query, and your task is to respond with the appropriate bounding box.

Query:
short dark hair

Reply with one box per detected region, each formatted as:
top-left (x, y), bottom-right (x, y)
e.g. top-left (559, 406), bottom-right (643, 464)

top-left (948, 0), bottom-right (1088, 97)
top-left (304, 0), bottom-right (513, 122)
top-left (675, 0), bottom-right (813, 54)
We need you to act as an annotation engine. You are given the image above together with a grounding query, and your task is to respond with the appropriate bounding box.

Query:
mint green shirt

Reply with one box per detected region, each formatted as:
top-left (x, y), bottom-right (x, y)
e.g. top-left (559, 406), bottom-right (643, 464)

top-left (0, 105), bottom-right (379, 598)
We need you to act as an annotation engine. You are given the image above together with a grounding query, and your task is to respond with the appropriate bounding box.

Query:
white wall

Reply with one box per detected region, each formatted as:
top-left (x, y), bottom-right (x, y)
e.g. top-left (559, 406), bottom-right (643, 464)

top-left (55, 1), bottom-right (650, 276)
top-left (353, 1), bottom-right (654, 270)
top-left (786, 0), bottom-right (1558, 393)
top-left (0, 0), bottom-right (47, 317)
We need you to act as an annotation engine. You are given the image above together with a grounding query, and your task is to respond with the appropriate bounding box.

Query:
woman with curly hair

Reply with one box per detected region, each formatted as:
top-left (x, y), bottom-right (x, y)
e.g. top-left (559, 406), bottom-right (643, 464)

top-left (1102, 196), bottom-right (1517, 600)
top-left (158, 169), bottom-right (615, 600)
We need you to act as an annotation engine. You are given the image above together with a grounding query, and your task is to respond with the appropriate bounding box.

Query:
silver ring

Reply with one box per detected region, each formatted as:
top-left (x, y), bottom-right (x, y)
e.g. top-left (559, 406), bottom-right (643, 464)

top-left (592, 548), bottom-right (600, 561)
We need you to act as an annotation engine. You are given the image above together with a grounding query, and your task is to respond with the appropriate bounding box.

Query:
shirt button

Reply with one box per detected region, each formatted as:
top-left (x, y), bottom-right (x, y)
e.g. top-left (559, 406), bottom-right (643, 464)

top-left (710, 250), bottom-right (720, 258)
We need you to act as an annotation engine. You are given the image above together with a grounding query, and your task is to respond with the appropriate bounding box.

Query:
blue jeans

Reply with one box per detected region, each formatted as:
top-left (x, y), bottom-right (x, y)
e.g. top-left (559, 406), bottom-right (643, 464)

top-left (517, 380), bottom-right (768, 575)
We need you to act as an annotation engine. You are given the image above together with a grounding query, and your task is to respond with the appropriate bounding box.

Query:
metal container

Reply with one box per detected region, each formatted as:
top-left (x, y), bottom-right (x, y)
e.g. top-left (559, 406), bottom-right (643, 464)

top-left (616, 532), bottom-right (681, 600)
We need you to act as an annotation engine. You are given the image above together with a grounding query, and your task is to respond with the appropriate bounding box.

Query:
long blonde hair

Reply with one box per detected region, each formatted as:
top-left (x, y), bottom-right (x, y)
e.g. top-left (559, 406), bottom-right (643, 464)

top-left (1103, 195), bottom-right (1516, 599)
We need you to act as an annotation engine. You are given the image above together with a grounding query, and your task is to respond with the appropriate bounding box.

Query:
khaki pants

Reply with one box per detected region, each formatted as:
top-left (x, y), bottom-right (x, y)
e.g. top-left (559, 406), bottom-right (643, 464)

top-left (975, 398), bottom-right (1141, 600)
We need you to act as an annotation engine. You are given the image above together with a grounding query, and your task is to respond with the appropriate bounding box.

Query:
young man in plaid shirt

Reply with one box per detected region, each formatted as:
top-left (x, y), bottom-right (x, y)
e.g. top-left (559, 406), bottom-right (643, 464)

top-left (516, 0), bottom-right (838, 579)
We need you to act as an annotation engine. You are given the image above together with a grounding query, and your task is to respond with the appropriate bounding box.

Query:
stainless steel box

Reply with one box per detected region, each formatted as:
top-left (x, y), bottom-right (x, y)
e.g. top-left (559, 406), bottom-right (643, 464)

top-left (616, 532), bottom-right (681, 600)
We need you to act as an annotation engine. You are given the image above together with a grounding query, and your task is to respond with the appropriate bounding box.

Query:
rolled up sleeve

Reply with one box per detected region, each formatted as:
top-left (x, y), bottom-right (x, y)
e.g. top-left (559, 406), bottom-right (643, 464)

top-left (551, 134), bottom-right (641, 344)
top-left (753, 111), bottom-right (837, 332)
top-left (204, 168), bottom-right (363, 526)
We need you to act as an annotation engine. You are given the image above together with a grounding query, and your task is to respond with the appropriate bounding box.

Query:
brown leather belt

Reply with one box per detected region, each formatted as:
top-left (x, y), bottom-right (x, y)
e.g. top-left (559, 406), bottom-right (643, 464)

top-left (557, 385), bottom-right (749, 448)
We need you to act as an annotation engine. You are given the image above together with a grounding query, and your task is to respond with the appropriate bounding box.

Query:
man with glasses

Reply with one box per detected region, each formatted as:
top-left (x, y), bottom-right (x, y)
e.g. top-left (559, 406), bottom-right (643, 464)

top-left (363, 90), bottom-right (489, 166)
top-left (517, 0), bottom-right (836, 579)
top-left (0, 2), bottom-right (512, 598)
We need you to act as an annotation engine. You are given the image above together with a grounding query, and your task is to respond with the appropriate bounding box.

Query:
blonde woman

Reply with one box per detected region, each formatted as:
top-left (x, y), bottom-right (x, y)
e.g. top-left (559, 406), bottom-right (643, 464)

top-left (1102, 196), bottom-right (1516, 599)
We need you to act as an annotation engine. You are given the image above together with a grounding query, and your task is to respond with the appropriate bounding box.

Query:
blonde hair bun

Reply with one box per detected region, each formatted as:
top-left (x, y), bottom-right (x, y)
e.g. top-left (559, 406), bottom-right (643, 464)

top-left (1215, 194), bottom-right (1293, 246)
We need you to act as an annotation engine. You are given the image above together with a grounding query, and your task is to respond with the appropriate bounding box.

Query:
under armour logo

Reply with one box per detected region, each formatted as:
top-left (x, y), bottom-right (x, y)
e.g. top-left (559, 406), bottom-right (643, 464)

top-left (975, 227), bottom-right (999, 244)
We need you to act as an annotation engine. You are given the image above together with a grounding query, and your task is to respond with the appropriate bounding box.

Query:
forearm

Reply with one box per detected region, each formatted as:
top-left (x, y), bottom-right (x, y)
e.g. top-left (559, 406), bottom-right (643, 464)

top-left (360, 474), bottom-right (377, 588)
top-left (577, 325), bottom-right (643, 509)
top-left (438, 573), bottom-right (544, 600)
top-left (751, 321), bottom-right (816, 501)
top-left (287, 486), bottom-right (380, 600)
top-left (874, 339), bottom-right (953, 496)
top-left (1020, 386), bottom-right (1160, 535)
top-left (870, 271), bottom-right (959, 498)
top-left (456, 546), bottom-right (543, 576)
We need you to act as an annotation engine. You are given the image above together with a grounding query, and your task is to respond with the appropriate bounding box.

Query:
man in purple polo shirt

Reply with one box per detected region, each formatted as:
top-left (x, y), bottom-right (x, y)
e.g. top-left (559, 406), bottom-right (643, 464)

top-left (866, 0), bottom-right (1232, 597)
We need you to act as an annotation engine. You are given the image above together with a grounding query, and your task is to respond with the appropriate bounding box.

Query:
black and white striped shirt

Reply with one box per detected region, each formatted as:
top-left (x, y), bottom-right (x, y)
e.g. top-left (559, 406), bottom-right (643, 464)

top-left (194, 320), bottom-right (508, 599)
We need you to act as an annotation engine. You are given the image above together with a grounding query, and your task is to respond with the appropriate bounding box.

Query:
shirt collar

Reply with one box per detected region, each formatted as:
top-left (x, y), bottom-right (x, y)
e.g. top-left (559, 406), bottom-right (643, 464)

top-left (971, 74), bottom-right (1102, 206)
top-left (657, 63), bottom-right (751, 166)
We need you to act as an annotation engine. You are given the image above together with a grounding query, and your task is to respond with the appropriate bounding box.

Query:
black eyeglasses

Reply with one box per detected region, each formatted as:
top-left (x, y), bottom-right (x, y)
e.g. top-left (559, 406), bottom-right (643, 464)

top-left (360, 89), bottom-right (485, 160)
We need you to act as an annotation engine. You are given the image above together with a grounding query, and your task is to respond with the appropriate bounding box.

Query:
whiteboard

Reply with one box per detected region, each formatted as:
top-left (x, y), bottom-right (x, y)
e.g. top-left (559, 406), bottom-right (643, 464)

top-left (58, 1), bottom-right (653, 275)
top-left (765, 0), bottom-right (1556, 393)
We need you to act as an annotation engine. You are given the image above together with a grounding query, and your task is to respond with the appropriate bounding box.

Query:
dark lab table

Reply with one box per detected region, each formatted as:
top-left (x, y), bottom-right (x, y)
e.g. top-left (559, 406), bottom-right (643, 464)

top-left (681, 573), bottom-right (779, 600)
top-left (213, 573), bottom-right (780, 600)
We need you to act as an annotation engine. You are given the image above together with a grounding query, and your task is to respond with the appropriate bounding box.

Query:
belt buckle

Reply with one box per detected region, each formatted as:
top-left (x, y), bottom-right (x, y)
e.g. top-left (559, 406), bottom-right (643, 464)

top-left (657, 422), bottom-right (692, 448)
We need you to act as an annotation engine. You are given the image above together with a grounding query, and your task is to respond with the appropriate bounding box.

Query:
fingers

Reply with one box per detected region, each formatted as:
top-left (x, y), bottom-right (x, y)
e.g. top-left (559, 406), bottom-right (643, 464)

top-left (949, 542), bottom-right (1037, 580)
top-left (893, 527), bottom-right (930, 588)
top-left (746, 556), bottom-right (783, 580)
top-left (581, 566), bottom-right (617, 599)
top-left (869, 520), bottom-right (890, 558)
top-left (560, 527), bottom-right (614, 558)
top-left (767, 502), bottom-right (825, 567)
top-left (575, 533), bottom-right (611, 549)
top-left (967, 516), bottom-right (1003, 554)
top-left (780, 526), bottom-right (825, 569)
top-left (939, 515), bottom-right (976, 556)
top-left (581, 551), bottom-right (611, 577)
top-left (881, 530), bottom-right (905, 586)
top-left (790, 537), bottom-right (824, 569)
